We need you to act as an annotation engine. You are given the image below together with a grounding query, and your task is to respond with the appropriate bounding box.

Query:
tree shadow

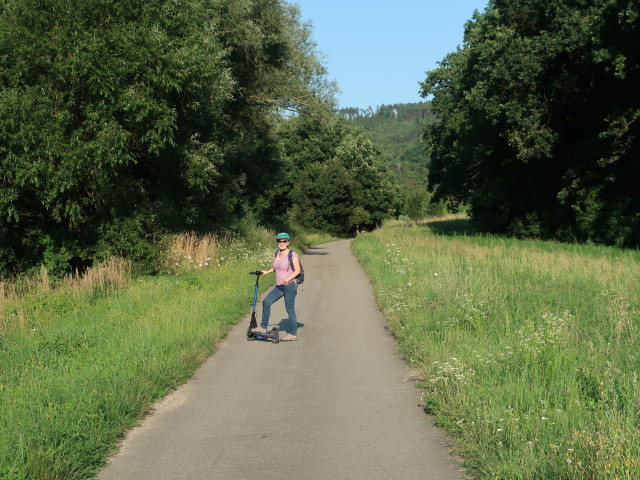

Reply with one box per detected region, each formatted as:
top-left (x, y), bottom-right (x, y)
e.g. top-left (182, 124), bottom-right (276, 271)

top-left (422, 217), bottom-right (475, 237)
top-left (303, 246), bottom-right (329, 255)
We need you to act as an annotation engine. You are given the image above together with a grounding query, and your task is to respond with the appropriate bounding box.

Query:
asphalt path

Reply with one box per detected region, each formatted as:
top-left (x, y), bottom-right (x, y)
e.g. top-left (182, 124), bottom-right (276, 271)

top-left (96, 240), bottom-right (467, 479)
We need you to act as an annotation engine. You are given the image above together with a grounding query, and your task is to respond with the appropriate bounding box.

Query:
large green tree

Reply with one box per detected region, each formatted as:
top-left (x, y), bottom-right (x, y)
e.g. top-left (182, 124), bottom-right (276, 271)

top-left (210, 0), bottom-right (337, 219)
top-left (1, 0), bottom-right (234, 273)
top-left (284, 122), bottom-right (400, 236)
top-left (0, 0), bottom-right (335, 275)
top-left (423, 0), bottom-right (640, 246)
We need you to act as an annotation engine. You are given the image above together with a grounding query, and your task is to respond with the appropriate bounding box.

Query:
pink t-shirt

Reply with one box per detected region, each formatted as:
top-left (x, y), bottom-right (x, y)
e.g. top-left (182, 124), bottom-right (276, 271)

top-left (273, 250), bottom-right (299, 285)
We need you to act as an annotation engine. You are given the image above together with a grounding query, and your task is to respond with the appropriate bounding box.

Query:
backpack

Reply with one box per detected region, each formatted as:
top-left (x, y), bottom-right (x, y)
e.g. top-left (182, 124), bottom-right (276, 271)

top-left (274, 249), bottom-right (304, 284)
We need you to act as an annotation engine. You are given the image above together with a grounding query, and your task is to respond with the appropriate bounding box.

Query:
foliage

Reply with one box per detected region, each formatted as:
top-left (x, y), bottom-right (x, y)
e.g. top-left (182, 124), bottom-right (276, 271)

top-left (277, 116), bottom-right (400, 236)
top-left (353, 219), bottom-right (640, 479)
top-left (0, 0), bottom-right (336, 276)
top-left (342, 102), bottom-right (437, 190)
top-left (422, 0), bottom-right (640, 247)
top-left (405, 188), bottom-right (428, 221)
top-left (404, 187), bottom-right (450, 220)
top-left (0, 0), bottom-right (230, 274)
top-left (290, 158), bottom-right (360, 236)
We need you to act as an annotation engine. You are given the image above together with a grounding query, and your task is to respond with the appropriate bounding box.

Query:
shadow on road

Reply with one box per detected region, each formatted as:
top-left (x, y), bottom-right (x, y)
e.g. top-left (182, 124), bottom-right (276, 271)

top-left (303, 246), bottom-right (330, 255)
top-left (277, 319), bottom-right (304, 331)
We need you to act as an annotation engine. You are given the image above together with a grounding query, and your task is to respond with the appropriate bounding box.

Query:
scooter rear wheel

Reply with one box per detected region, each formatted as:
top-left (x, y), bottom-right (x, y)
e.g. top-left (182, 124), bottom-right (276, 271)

top-left (246, 328), bottom-right (256, 341)
top-left (272, 327), bottom-right (280, 344)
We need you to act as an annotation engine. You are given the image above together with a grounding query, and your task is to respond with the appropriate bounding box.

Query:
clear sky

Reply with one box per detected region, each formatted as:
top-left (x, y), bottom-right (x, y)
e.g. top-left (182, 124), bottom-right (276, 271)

top-left (293, 0), bottom-right (489, 110)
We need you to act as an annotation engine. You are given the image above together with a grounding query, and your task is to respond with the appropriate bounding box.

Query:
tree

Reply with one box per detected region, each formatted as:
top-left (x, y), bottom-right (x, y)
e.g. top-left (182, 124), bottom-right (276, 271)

top-left (334, 128), bottom-right (400, 230)
top-left (290, 159), bottom-right (360, 236)
top-left (0, 0), bottom-right (234, 273)
top-left (287, 126), bottom-right (400, 236)
top-left (0, 0), bottom-right (337, 275)
top-left (209, 0), bottom-right (337, 220)
top-left (422, 0), bottom-right (640, 246)
top-left (405, 188), bottom-right (427, 221)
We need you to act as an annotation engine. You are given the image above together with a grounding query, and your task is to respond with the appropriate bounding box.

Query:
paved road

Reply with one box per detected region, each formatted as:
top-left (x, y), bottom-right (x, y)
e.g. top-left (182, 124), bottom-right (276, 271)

top-left (96, 240), bottom-right (467, 480)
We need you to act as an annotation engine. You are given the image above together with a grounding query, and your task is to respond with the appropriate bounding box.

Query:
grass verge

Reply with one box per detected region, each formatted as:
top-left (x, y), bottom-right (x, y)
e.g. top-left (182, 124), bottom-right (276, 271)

top-left (0, 239), bottom-right (276, 480)
top-left (352, 218), bottom-right (640, 479)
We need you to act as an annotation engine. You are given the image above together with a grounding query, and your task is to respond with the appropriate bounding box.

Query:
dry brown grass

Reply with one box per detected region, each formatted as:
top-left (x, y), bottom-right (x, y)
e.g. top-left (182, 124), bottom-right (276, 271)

top-left (65, 258), bottom-right (130, 298)
top-left (0, 258), bottom-right (130, 331)
top-left (420, 213), bottom-right (469, 224)
top-left (167, 232), bottom-right (220, 272)
top-left (0, 282), bottom-right (19, 330)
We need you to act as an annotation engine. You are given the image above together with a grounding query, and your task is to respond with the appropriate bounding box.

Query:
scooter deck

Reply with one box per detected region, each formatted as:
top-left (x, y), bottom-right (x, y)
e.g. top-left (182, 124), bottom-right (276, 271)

top-left (246, 325), bottom-right (280, 344)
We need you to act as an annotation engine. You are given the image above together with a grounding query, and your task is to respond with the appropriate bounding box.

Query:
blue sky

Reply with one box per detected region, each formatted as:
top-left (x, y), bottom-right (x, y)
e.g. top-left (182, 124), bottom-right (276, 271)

top-left (293, 0), bottom-right (489, 110)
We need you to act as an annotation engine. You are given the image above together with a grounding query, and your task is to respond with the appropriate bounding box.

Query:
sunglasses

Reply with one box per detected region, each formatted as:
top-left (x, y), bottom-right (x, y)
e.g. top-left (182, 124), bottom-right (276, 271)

top-left (277, 239), bottom-right (289, 243)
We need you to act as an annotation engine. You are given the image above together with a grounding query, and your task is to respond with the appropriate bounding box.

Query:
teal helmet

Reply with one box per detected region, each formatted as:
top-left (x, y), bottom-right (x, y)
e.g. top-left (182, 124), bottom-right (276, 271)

top-left (275, 232), bottom-right (290, 241)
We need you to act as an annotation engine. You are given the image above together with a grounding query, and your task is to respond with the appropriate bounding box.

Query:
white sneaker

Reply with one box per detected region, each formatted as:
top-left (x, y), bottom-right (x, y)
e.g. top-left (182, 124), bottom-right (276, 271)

top-left (251, 326), bottom-right (267, 333)
top-left (281, 333), bottom-right (298, 341)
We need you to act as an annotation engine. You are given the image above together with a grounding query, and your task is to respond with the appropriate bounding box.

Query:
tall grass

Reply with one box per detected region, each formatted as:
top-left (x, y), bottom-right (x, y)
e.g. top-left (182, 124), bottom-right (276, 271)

top-left (1, 259), bottom-right (129, 333)
top-left (166, 232), bottom-right (221, 272)
top-left (352, 219), bottom-right (640, 479)
top-left (0, 221), bottom-right (279, 333)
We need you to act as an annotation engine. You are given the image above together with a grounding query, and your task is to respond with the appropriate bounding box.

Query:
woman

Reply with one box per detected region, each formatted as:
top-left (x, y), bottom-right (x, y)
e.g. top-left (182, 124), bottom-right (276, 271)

top-left (251, 232), bottom-right (301, 341)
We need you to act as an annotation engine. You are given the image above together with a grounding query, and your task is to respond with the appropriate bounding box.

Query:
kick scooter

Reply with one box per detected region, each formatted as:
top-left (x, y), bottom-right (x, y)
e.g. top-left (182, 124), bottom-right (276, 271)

top-left (246, 271), bottom-right (280, 343)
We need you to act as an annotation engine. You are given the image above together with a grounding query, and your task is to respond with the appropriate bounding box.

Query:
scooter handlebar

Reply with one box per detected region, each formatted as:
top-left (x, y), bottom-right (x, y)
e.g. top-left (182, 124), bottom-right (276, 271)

top-left (249, 271), bottom-right (263, 275)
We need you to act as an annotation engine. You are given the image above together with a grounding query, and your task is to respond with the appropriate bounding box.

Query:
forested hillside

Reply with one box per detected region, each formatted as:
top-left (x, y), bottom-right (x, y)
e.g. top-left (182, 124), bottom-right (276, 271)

top-left (341, 102), bottom-right (436, 189)
top-left (0, 0), bottom-right (400, 277)
top-left (423, 0), bottom-right (639, 247)
top-left (340, 102), bottom-right (447, 220)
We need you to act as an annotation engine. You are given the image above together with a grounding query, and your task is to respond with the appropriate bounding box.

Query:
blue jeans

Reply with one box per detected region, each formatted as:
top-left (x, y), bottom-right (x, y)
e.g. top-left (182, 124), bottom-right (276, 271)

top-left (261, 282), bottom-right (298, 335)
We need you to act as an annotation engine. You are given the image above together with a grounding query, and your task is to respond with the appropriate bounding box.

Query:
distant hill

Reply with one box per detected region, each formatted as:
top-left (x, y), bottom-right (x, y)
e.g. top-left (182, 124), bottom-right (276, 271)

top-left (340, 102), bottom-right (437, 190)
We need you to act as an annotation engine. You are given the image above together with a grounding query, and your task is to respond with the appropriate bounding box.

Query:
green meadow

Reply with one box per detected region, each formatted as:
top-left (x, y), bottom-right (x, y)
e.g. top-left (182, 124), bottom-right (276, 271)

top-left (352, 217), bottom-right (640, 479)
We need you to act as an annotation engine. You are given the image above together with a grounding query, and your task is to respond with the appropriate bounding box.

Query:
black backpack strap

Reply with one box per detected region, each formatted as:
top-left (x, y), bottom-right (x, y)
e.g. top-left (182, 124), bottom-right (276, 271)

top-left (288, 250), bottom-right (294, 270)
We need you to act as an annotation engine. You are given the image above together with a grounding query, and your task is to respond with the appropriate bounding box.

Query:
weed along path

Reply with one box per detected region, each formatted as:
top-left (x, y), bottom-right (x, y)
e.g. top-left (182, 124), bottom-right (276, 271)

top-left (96, 239), bottom-right (465, 480)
